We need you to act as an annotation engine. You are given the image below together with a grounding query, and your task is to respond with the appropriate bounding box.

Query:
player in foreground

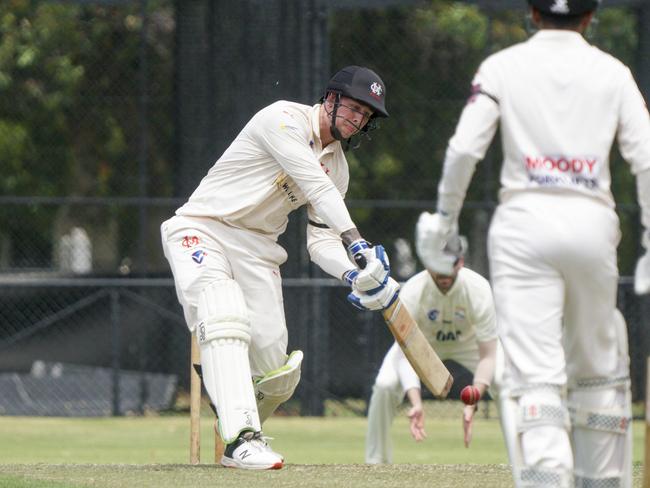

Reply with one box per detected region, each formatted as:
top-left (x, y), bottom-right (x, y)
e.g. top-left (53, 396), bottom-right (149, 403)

top-left (416, 0), bottom-right (650, 486)
top-left (161, 66), bottom-right (400, 470)
top-left (365, 240), bottom-right (499, 463)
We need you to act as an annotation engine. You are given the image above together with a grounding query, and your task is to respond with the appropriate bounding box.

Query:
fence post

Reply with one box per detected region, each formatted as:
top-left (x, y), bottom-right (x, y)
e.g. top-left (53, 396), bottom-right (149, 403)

top-left (111, 289), bottom-right (122, 416)
top-left (306, 282), bottom-right (328, 416)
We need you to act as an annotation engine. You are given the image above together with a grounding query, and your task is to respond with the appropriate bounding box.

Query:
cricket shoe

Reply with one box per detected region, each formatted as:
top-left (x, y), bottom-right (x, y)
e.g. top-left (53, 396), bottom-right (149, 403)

top-left (221, 431), bottom-right (283, 470)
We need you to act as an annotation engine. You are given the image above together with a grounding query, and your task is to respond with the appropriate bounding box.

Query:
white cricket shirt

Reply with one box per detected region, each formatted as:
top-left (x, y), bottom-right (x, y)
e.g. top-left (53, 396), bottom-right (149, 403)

top-left (437, 30), bottom-right (650, 215)
top-left (176, 101), bottom-right (355, 240)
top-left (399, 267), bottom-right (497, 371)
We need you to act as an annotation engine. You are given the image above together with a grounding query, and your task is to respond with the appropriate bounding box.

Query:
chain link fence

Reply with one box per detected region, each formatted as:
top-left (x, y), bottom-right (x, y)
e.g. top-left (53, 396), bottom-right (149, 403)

top-left (1, 0), bottom-right (649, 419)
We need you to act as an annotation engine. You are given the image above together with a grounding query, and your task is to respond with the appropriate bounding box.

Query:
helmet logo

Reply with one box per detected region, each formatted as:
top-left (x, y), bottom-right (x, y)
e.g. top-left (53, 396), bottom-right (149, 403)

top-left (369, 82), bottom-right (383, 100)
top-left (550, 0), bottom-right (570, 14)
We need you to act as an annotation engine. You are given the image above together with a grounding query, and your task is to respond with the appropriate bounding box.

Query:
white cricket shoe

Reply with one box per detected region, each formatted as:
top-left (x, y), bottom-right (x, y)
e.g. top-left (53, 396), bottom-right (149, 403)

top-left (220, 431), bottom-right (283, 470)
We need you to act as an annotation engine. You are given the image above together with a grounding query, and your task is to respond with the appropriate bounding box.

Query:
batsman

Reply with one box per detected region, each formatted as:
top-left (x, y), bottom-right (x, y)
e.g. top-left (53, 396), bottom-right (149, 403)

top-left (416, 0), bottom-right (650, 486)
top-left (365, 238), bottom-right (501, 463)
top-left (161, 66), bottom-right (401, 470)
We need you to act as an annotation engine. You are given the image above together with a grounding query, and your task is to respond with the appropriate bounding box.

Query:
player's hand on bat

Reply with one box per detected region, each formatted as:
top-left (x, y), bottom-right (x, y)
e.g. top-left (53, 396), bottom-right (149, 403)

top-left (347, 277), bottom-right (399, 311)
top-left (462, 404), bottom-right (476, 448)
top-left (407, 404), bottom-right (427, 441)
top-left (346, 239), bottom-right (390, 292)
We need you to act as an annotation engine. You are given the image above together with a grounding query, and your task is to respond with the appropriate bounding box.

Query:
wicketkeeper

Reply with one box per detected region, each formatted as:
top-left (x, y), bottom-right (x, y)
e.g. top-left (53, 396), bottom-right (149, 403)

top-left (416, 1), bottom-right (650, 486)
top-left (365, 239), bottom-right (501, 464)
top-left (161, 66), bottom-right (400, 470)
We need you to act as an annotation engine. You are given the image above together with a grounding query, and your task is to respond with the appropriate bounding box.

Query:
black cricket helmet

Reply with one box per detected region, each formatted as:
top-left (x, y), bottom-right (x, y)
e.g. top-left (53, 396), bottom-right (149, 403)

top-left (528, 0), bottom-right (599, 15)
top-left (325, 66), bottom-right (388, 118)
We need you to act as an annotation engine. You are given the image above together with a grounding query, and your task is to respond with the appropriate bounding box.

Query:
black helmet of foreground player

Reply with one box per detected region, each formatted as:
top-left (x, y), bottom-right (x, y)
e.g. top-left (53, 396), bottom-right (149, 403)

top-left (527, 0), bottom-right (599, 15)
top-left (323, 65), bottom-right (388, 142)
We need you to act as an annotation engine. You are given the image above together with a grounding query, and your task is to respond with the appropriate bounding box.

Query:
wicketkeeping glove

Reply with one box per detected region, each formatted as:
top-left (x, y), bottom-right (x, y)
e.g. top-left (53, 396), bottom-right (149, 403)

top-left (415, 212), bottom-right (461, 275)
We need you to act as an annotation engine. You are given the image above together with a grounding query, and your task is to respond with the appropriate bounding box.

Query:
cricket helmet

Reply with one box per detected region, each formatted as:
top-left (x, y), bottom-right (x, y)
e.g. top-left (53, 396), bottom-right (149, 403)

top-left (528, 0), bottom-right (600, 15)
top-left (325, 66), bottom-right (388, 118)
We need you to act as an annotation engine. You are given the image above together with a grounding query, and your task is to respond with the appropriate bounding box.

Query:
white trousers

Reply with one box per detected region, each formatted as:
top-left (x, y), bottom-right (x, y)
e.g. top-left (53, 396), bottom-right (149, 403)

top-left (161, 215), bottom-right (289, 377)
top-left (365, 343), bottom-right (413, 464)
top-left (488, 192), bottom-right (624, 388)
top-left (488, 192), bottom-right (629, 480)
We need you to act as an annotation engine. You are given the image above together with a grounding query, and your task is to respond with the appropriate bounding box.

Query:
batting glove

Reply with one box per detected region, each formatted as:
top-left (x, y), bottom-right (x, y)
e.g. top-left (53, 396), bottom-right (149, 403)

top-left (346, 239), bottom-right (390, 293)
top-left (415, 212), bottom-right (458, 275)
top-left (347, 277), bottom-right (400, 311)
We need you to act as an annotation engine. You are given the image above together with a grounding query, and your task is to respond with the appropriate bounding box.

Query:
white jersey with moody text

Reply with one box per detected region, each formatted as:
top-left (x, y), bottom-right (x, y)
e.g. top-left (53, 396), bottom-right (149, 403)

top-left (437, 30), bottom-right (650, 212)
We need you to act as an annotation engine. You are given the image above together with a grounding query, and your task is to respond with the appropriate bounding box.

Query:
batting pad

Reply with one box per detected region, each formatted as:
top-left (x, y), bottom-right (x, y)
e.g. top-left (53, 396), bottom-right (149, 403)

top-left (255, 350), bottom-right (303, 423)
top-left (508, 386), bottom-right (573, 488)
top-left (569, 380), bottom-right (632, 487)
top-left (197, 280), bottom-right (261, 443)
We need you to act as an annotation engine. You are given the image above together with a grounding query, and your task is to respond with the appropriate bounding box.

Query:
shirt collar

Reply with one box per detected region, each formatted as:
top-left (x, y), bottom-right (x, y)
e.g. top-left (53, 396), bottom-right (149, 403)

top-left (310, 103), bottom-right (340, 156)
top-left (529, 29), bottom-right (589, 46)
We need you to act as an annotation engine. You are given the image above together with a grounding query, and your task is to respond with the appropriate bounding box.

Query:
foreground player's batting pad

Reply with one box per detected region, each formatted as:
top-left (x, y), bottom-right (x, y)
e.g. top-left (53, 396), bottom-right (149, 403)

top-left (255, 350), bottom-right (303, 423)
top-left (197, 279), bottom-right (261, 443)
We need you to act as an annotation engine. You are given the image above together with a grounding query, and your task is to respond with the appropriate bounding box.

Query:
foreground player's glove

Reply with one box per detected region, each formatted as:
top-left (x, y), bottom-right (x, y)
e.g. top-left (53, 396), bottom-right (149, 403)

top-left (415, 212), bottom-right (460, 275)
top-left (347, 277), bottom-right (400, 311)
top-left (635, 252), bottom-right (650, 295)
top-left (635, 232), bottom-right (650, 295)
top-left (346, 239), bottom-right (390, 293)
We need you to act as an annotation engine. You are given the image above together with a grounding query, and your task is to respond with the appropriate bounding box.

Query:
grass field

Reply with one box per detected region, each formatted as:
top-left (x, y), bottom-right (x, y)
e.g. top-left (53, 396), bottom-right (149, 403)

top-left (0, 414), bottom-right (645, 487)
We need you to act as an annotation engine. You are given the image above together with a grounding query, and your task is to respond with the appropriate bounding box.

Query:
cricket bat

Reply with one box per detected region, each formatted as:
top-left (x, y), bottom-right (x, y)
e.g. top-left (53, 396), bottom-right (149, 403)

top-left (382, 297), bottom-right (453, 397)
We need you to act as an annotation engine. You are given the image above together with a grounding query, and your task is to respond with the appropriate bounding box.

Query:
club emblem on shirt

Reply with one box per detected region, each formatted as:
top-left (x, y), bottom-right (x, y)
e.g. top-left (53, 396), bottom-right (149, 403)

top-left (182, 235), bottom-right (200, 248)
top-left (191, 249), bottom-right (206, 264)
top-left (427, 309), bottom-right (439, 321)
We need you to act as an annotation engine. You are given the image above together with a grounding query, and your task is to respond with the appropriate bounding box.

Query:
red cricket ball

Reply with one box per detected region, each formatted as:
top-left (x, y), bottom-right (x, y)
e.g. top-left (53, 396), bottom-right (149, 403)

top-left (460, 385), bottom-right (481, 405)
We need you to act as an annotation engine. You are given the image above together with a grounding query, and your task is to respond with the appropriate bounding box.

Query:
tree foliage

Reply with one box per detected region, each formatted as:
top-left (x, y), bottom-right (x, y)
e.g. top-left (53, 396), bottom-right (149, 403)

top-left (0, 0), bottom-right (642, 272)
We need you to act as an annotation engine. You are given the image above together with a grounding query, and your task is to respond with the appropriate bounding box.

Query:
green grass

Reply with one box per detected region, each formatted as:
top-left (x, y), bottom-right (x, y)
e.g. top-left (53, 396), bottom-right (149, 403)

top-left (0, 415), bottom-right (645, 487)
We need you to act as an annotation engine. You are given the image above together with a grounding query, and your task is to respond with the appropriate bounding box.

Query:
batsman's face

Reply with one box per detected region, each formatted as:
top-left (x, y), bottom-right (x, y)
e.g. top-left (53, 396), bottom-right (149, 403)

top-left (326, 95), bottom-right (374, 138)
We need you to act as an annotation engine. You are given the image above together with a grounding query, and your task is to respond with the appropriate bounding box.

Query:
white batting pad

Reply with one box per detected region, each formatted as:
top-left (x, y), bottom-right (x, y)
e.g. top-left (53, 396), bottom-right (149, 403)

top-left (505, 386), bottom-right (573, 488)
top-left (569, 382), bottom-right (632, 486)
top-left (197, 280), bottom-right (261, 443)
top-left (498, 394), bottom-right (521, 479)
top-left (255, 350), bottom-right (303, 423)
top-left (568, 308), bottom-right (633, 488)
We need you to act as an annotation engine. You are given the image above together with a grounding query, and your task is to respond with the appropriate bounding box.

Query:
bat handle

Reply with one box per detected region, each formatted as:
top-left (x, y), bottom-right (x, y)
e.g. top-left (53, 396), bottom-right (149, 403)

top-left (354, 253), bottom-right (367, 270)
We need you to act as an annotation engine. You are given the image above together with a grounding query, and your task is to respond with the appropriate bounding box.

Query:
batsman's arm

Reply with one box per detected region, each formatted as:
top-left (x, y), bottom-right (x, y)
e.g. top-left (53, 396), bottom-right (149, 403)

top-left (340, 228), bottom-right (362, 247)
top-left (305, 218), bottom-right (355, 280)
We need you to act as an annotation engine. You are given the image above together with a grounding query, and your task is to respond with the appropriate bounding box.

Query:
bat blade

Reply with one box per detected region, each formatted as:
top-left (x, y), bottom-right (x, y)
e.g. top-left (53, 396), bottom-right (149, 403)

top-left (382, 298), bottom-right (453, 398)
